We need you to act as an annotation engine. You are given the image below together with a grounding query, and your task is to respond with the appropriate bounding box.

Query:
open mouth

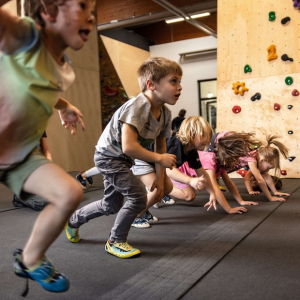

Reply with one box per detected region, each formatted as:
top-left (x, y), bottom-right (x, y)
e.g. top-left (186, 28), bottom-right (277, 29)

top-left (79, 29), bottom-right (91, 42)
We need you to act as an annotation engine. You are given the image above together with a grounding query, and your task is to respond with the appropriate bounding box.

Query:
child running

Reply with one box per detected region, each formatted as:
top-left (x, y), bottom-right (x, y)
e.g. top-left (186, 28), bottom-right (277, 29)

top-left (65, 57), bottom-right (182, 258)
top-left (0, 0), bottom-right (95, 294)
top-left (131, 116), bottom-right (217, 228)
top-left (240, 135), bottom-right (290, 201)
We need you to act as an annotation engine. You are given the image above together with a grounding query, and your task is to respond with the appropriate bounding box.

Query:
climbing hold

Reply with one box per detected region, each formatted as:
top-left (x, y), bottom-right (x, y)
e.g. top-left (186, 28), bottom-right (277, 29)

top-left (288, 130), bottom-right (293, 134)
top-left (232, 105), bottom-right (241, 114)
top-left (281, 54), bottom-right (293, 62)
top-left (244, 64), bottom-right (252, 73)
top-left (293, 0), bottom-right (300, 10)
top-left (251, 93), bottom-right (261, 101)
top-left (287, 105), bottom-right (293, 109)
top-left (281, 17), bottom-right (291, 25)
top-left (253, 145), bottom-right (259, 149)
top-left (292, 89), bottom-right (299, 96)
top-left (280, 170), bottom-right (287, 176)
top-left (269, 11), bottom-right (276, 21)
top-left (104, 85), bottom-right (119, 96)
top-left (288, 156), bottom-right (296, 162)
top-left (274, 103), bottom-right (281, 110)
top-left (285, 76), bottom-right (293, 85)
top-left (237, 168), bottom-right (247, 177)
top-left (232, 81), bottom-right (249, 96)
top-left (267, 45), bottom-right (278, 61)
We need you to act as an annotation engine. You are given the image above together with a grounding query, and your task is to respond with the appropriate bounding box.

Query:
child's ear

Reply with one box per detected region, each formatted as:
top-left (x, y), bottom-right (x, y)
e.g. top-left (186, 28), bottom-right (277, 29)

top-left (40, 3), bottom-right (58, 22)
top-left (146, 79), bottom-right (156, 91)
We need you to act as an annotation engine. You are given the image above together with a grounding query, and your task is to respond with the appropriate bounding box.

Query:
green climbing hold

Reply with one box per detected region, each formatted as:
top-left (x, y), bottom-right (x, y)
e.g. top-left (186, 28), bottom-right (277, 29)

top-left (244, 64), bottom-right (252, 73)
top-left (269, 11), bottom-right (275, 21)
top-left (285, 76), bottom-right (293, 85)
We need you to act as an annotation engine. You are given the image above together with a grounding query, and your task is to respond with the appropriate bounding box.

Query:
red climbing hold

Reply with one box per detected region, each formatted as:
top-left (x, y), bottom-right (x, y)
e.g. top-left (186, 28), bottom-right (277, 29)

top-left (274, 103), bottom-right (280, 110)
top-left (232, 105), bottom-right (241, 114)
top-left (292, 89), bottom-right (299, 96)
top-left (104, 85), bottom-right (119, 96)
top-left (236, 168), bottom-right (247, 177)
top-left (280, 170), bottom-right (287, 176)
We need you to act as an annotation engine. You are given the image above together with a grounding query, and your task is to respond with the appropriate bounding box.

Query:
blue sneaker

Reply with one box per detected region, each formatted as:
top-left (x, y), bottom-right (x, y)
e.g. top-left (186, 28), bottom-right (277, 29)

top-left (64, 222), bottom-right (81, 243)
top-left (162, 195), bottom-right (175, 204)
top-left (14, 249), bottom-right (69, 294)
top-left (105, 240), bottom-right (140, 258)
top-left (86, 176), bottom-right (93, 185)
top-left (76, 173), bottom-right (86, 189)
top-left (131, 217), bottom-right (150, 228)
top-left (142, 210), bottom-right (158, 223)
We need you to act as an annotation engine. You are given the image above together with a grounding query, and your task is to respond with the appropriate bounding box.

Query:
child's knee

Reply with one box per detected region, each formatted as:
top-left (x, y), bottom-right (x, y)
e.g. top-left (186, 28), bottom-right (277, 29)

top-left (58, 181), bottom-right (83, 211)
top-left (184, 192), bottom-right (196, 202)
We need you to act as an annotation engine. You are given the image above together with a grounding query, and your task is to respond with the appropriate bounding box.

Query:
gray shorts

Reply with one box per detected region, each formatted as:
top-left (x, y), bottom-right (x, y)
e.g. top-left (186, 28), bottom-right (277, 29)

top-left (0, 149), bottom-right (50, 200)
top-left (131, 159), bottom-right (155, 176)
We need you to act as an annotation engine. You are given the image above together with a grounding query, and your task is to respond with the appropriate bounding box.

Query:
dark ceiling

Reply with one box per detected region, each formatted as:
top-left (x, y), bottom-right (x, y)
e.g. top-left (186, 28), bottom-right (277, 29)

top-left (96, 0), bottom-right (217, 45)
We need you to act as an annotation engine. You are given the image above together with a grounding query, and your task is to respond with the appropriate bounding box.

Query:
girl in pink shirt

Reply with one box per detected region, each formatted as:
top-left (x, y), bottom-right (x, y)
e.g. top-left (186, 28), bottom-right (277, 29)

top-left (241, 135), bottom-right (290, 202)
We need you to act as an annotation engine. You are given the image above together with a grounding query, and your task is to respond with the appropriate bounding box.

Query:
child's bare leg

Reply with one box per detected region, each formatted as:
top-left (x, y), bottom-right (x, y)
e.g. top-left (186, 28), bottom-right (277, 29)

top-left (136, 172), bottom-right (173, 217)
top-left (21, 163), bottom-right (82, 269)
top-left (169, 186), bottom-right (196, 202)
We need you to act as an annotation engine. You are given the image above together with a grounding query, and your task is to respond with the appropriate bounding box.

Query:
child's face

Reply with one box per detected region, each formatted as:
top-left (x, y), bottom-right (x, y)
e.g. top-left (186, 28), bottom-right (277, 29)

top-left (152, 73), bottom-right (182, 105)
top-left (193, 135), bottom-right (209, 151)
top-left (258, 158), bottom-right (274, 173)
top-left (51, 0), bottom-right (95, 50)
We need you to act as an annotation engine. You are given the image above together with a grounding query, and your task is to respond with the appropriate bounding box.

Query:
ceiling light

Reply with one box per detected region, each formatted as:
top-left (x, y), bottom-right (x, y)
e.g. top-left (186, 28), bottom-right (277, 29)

top-left (207, 92), bottom-right (214, 98)
top-left (191, 12), bottom-right (210, 19)
top-left (165, 17), bottom-right (185, 24)
top-left (165, 12), bottom-right (210, 24)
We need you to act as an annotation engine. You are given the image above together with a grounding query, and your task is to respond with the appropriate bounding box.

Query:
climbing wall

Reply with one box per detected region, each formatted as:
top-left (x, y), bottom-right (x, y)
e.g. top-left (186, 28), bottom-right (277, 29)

top-left (217, 0), bottom-right (300, 178)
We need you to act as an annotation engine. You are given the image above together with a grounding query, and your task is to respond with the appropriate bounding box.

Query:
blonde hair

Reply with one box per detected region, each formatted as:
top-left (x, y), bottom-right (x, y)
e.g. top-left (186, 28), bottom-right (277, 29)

top-left (258, 135), bottom-right (289, 173)
top-left (215, 132), bottom-right (262, 169)
top-left (176, 116), bottom-right (213, 146)
top-left (137, 57), bottom-right (183, 92)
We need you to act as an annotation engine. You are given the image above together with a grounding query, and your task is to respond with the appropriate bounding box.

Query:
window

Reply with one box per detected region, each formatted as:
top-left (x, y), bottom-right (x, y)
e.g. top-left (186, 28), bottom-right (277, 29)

top-left (198, 79), bottom-right (217, 133)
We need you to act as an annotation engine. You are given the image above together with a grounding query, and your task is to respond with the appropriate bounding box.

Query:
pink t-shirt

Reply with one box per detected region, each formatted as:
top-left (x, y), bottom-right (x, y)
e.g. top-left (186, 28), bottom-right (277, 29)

top-left (239, 150), bottom-right (258, 167)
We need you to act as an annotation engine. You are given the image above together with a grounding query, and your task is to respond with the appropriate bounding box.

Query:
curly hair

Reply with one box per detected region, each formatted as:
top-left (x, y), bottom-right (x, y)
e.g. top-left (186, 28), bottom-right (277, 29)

top-left (257, 135), bottom-right (289, 174)
top-left (215, 132), bottom-right (262, 169)
top-left (176, 116), bottom-right (212, 147)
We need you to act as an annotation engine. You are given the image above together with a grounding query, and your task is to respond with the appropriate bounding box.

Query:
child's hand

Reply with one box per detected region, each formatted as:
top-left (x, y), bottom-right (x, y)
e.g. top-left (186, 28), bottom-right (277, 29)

top-left (249, 191), bottom-right (260, 195)
top-left (239, 200), bottom-right (258, 206)
top-left (189, 176), bottom-right (205, 190)
top-left (149, 178), bottom-right (164, 202)
top-left (274, 192), bottom-right (290, 197)
top-left (160, 153), bottom-right (176, 169)
top-left (269, 196), bottom-right (286, 202)
top-left (204, 195), bottom-right (217, 211)
top-left (228, 207), bottom-right (247, 214)
top-left (58, 104), bottom-right (85, 135)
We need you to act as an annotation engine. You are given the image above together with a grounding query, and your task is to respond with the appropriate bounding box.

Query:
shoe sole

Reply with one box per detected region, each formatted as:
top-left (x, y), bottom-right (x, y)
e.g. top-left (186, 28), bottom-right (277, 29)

top-left (131, 223), bottom-right (151, 228)
top-left (105, 245), bottom-right (141, 259)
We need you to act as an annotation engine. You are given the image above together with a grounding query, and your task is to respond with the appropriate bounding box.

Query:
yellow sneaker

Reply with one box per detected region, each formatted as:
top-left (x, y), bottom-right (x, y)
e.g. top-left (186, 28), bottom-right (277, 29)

top-left (64, 222), bottom-right (80, 243)
top-left (105, 240), bottom-right (140, 258)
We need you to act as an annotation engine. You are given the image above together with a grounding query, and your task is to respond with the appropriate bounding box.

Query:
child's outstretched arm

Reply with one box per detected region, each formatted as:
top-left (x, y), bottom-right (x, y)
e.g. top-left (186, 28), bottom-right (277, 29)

top-left (248, 162), bottom-right (286, 202)
top-left (244, 169), bottom-right (260, 195)
top-left (205, 169), bottom-right (247, 214)
top-left (222, 172), bottom-right (258, 206)
top-left (0, 2), bottom-right (32, 54)
top-left (55, 97), bottom-right (85, 135)
top-left (262, 172), bottom-right (290, 197)
top-left (194, 167), bottom-right (217, 211)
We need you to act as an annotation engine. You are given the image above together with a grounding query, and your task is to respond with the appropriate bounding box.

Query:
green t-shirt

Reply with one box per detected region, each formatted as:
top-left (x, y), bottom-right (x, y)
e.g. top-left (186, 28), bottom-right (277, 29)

top-left (0, 17), bottom-right (75, 169)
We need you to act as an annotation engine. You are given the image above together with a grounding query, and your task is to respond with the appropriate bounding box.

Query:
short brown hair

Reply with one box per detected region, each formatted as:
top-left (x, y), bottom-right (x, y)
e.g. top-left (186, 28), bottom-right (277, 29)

top-left (137, 57), bottom-right (183, 92)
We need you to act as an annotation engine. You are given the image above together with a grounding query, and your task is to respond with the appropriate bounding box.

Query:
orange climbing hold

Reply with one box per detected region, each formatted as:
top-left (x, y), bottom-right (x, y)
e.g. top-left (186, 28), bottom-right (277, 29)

top-left (267, 45), bottom-right (278, 61)
top-left (232, 81), bottom-right (249, 96)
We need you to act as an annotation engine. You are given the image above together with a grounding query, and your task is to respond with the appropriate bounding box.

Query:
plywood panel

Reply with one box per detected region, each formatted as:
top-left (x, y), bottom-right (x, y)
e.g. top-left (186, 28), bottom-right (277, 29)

top-left (101, 35), bottom-right (150, 98)
top-left (217, 0), bottom-right (300, 178)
